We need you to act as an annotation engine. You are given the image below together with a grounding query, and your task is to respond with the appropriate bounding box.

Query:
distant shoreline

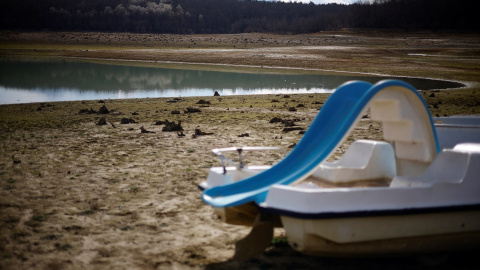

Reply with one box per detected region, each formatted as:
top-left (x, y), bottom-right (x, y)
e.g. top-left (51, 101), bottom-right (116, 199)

top-left (1, 31), bottom-right (479, 114)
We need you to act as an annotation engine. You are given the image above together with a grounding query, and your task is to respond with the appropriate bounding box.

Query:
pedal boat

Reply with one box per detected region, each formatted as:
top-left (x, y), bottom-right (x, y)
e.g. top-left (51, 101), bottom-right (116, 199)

top-left (199, 80), bottom-right (480, 256)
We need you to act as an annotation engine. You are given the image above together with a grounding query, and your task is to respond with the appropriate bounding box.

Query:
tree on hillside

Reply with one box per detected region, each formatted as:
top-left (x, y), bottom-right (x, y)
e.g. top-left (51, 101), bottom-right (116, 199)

top-left (0, 0), bottom-right (477, 33)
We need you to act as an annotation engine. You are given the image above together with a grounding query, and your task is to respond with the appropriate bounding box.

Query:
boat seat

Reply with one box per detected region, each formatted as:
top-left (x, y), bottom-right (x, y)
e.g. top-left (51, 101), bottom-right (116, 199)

top-left (312, 140), bottom-right (396, 183)
top-left (390, 143), bottom-right (480, 188)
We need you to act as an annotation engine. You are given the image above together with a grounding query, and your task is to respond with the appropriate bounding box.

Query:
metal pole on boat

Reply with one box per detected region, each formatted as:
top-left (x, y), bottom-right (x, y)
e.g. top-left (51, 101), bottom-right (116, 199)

top-left (237, 148), bottom-right (244, 169)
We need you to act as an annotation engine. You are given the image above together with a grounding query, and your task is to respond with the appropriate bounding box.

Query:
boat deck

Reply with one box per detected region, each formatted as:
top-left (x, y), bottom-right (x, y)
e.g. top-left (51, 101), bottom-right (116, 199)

top-left (298, 176), bottom-right (392, 189)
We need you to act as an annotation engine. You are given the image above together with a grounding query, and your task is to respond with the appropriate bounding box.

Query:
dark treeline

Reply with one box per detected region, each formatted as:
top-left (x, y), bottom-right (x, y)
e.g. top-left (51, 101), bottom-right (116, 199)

top-left (0, 0), bottom-right (477, 34)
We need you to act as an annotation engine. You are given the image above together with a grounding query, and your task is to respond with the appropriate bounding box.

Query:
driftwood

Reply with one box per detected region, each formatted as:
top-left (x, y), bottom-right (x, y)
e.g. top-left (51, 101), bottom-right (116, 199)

top-left (283, 127), bottom-right (304, 133)
top-left (192, 129), bottom-right (214, 138)
top-left (140, 126), bottom-right (155, 134)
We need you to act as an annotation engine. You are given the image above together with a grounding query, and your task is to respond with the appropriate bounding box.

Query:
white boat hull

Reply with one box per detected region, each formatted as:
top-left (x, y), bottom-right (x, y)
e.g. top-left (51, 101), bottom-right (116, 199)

top-left (281, 210), bottom-right (480, 256)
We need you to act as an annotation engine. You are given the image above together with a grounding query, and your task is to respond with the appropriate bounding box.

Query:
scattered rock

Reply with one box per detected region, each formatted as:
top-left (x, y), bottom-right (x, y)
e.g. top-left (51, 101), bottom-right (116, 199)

top-left (270, 117), bottom-right (298, 127)
top-left (120, 118), bottom-right (136, 124)
top-left (177, 131), bottom-right (186, 137)
top-left (132, 112), bottom-right (139, 115)
top-left (78, 108), bottom-right (97, 114)
top-left (429, 93), bottom-right (435, 97)
top-left (283, 95), bottom-right (290, 98)
top-left (98, 100), bottom-right (105, 103)
top-left (296, 104), bottom-right (305, 108)
top-left (269, 117), bottom-right (284, 123)
top-left (98, 105), bottom-right (109, 114)
top-left (196, 99), bottom-right (211, 105)
top-left (171, 110), bottom-right (180, 114)
top-left (288, 107), bottom-right (297, 112)
top-left (288, 143), bottom-right (297, 148)
top-left (162, 120), bottom-right (183, 132)
top-left (271, 99), bottom-right (279, 103)
top-left (214, 91), bottom-right (220, 96)
top-left (184, 107), bottom-right (201, 113)
top-left (97, 117), bottom-right (107, 125)
top-left (238, 133), bottom-right (249, 137)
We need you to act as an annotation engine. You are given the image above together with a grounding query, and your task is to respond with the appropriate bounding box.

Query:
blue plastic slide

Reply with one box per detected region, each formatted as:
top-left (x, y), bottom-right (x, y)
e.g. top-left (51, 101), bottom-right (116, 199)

top-left (202, 80), bottom-right (439, 208)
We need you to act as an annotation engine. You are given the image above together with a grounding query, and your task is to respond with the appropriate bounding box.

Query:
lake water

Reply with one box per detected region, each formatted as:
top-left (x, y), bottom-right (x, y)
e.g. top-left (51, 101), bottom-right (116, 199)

top-left (0, 57), bottom-right (464, 104)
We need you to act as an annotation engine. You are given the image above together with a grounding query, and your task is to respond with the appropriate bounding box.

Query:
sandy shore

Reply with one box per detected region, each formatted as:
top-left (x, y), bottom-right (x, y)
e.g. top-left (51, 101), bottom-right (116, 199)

top-left (1, 31), bottom-right (479, 269)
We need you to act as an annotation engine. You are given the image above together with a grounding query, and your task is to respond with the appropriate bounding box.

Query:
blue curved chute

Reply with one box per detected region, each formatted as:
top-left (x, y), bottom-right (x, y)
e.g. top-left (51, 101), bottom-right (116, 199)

top-left (202, 80), bottom-right (439, 208)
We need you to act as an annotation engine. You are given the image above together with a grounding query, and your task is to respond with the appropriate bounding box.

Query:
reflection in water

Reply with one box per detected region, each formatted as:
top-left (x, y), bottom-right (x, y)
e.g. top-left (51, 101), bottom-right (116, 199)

top-left (0, 57), bottom-right (464, 104)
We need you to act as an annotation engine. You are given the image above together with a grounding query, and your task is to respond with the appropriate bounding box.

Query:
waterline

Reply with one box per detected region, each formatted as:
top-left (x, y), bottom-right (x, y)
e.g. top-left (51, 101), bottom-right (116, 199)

top-left (0, 57), bottom-right (464, 104)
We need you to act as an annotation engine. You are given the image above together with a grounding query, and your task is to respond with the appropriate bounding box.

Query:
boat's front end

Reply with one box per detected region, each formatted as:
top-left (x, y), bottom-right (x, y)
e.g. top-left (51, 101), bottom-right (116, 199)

top-left (199, 146), bottom-right (283, 226)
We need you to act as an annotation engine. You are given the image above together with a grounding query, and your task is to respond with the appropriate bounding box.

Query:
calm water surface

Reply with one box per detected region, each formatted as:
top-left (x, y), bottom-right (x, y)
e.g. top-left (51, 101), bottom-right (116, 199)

top-left (0, 57), bottom-right (464, 104)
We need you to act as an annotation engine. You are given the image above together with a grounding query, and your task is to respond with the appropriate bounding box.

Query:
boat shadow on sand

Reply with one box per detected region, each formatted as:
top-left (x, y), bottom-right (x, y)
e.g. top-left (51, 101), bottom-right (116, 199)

top-left (205, 247), bottom-right (478, 270)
